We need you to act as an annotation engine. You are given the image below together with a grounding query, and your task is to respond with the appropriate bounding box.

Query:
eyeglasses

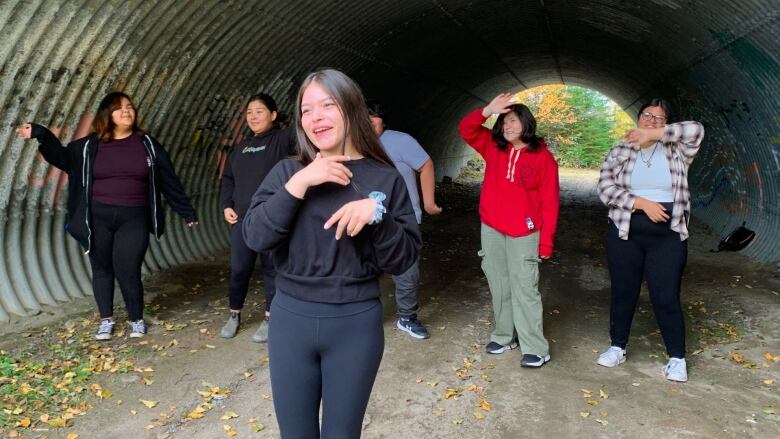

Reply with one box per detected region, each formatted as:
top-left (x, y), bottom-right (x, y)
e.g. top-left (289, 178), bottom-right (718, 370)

top-left (640, 112), bottom-right (667, 123)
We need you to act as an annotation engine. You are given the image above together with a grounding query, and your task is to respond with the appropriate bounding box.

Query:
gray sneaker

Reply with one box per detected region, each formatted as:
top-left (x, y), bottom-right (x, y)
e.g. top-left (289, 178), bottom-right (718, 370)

top-left (252, 318), bottom-right (269, 343)
top-left (220, 313), bottom-right (240, 338)
top-left (95, 318), bottom-right (115, 340)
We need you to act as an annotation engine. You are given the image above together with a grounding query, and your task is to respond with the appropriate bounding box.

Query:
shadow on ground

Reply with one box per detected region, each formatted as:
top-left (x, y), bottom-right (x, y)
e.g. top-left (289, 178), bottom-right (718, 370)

top-left (2, 169), bottom-right (779, 438)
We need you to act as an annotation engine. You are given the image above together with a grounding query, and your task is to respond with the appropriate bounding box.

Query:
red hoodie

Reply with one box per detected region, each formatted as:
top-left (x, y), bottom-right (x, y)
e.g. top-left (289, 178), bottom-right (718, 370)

top-left (458, 108), bottom-right (560, 257)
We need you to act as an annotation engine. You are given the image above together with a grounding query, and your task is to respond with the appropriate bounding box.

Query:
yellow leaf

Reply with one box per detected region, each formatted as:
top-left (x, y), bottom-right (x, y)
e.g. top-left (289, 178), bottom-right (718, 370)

top-left (227, 431), bottom-right (237, 437)
top-left (99, 389), bottom-right (113, 399)
top-left (47, 417), bottom-right (69, 428)
top-left (764, 352), bottom-right (776, 361)
top-left (223, 425), bottom-right (232, 431)
top-left (580, 411), bottom-right (590, 418)
top-left (205, 344), bottom-right (216, 349)
top-left (139, 399), bottom-right (159, 408)
top-left (197, 390), bottom-right (212, 398)
top-left (595, 419), bottom-right (609, 426)
top-left (144, 367), bottom-right (154, 372)
top-left (17, 418), bottom-right (31, 428)
top-left (452, 418), bottom-right (464, 425)
top-left (479, 400), bottom-right (492, 411)
top-left (260, 356), bottom-right (270, 363)
top-left (763, 379), bottom-right (774, 385)
top-left (66, 434), bottom-right (79, 439)
top-left (145, 424), bottom-right (155, 430)
top-left (473, 412), bottom-right (485, 419)
top-left (599, 389), bottom-right (609, 399)
top-left (130, 410), bottom-right (137, 415)
top-left (250, 423), bottom-right (265, 432)
top-left (587, 399), bottom-right (599, 406)
top-left (220, 411), bottom-right (239, 420)
top-left (600, 411), bottom-right (609, 417)
top-left (187, 411), bottom-right (205, 420)
top-left (244, 372), bottom-right (253, 378)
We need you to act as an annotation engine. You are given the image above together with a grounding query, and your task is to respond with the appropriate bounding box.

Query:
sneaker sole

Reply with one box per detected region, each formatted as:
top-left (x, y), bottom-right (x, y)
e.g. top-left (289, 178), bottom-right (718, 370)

top-left (521, 355), bottom-right (551, 368)
top-left (396, 320), bottom-right (429, 339)
top-left (597, 357), bottom-right (626, 368)
top-left (486, 342), bottom-right (518, 354)
top-left (95, 334), bottom-right (112, 341)
top-left (129, 333), bottom-right (145, 338)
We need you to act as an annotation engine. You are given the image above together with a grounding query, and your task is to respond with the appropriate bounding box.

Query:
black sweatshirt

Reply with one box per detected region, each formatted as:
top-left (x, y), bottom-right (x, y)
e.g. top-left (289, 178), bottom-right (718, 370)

top-left (242, 158), bottom-right (421, 304)
top-left (220, 127), bottom-right (296, 218)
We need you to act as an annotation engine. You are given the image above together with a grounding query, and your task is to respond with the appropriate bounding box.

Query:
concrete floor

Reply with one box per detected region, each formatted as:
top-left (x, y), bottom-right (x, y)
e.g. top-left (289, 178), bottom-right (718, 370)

top-left (2, 169), bottom-right (779, 438)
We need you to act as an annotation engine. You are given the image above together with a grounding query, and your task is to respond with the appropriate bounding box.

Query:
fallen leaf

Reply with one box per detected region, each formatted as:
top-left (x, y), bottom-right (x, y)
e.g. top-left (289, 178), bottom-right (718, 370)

top-left (580, 411), bottom-right (590, 418)
top-left (17, 418), bottom-right (31, 428)
top-left (260, 356), bottom-right (270, 363)
top-left (479, 400), bottom-right (492, 411)
top-left (220, 411), bottom-right (239, 420)
top-left (39, 414), bottom-right (49, 423)
top-left (763, 407), bottom-right (776, 415)
top-left (130, 410), bottom-right (137, 415)
top-left (139, 399), bottom-right (159, 408)
top-left (587, 399), bottom-right (599, 406)
top-left (205, 344), bottom-right (216, 349)
top-left (66, 434), bottom-right (79, 439)
top-left (145, 424), bottom-right (155, 430)
top-left (764, 352), bottom-right (776, 362)
top-left (251, 423), bottom-right (265, 432)
top-left (599, 389), bottom-right (609, 399)
top-left (473, 412), bottom-right (485, 419)
top-left (452, 418), bottom-right (464, 425)
top-left (763, 379), bottom-right (774, 385)
top-left (595, 419), bottom-right (609, 426)
top-left (47, 417), bottom-right (70, 428)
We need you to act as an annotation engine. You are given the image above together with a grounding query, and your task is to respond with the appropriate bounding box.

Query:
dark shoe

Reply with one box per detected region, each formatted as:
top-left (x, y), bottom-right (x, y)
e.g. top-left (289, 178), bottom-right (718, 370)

top-left (129, 319), bottom-right (147, 338)
top-left (521, 353), bottom-right (551, 368)
top-left (220, 312), bottom-right (240, 338)
top-left (95, 318), bottom-right (115, 340)
top-left (396, 317), bottom-right (429, 339)
top-left (485, 340), bottom-right (518, 354)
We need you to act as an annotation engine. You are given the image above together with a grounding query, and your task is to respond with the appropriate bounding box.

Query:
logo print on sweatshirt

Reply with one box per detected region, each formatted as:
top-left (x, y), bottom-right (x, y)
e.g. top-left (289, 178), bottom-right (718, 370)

top-left (242, 145), bottom-right (267, 153)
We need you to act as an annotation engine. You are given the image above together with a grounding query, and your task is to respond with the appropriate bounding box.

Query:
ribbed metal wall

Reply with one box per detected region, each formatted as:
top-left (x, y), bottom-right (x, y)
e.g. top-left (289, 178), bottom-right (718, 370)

top-left (0, 0), bottom-right (777, 321)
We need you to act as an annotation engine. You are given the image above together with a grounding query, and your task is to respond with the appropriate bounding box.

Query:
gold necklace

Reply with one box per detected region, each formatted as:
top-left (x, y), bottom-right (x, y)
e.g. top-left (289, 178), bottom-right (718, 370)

top-left (639, 143), bottom-right (659, 168)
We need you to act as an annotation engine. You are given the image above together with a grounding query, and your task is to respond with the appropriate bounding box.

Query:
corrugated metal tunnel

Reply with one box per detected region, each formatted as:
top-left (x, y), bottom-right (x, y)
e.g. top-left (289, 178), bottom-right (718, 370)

top-left (1, 0), bottom-right (778, 321)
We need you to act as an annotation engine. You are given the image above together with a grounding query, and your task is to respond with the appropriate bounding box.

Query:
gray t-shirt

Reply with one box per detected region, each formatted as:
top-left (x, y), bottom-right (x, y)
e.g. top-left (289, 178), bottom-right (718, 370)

top-left (380, 130), bottom-right (430, 224)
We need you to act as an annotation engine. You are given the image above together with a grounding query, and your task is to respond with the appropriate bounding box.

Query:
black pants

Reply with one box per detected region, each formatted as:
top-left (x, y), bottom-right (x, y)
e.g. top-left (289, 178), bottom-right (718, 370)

top-left (269, 291), bottom-right (384, 439)
top-left (89, 201), bottom-right (150, 322)
top-left (606, 208), bottom-right (687, 358)
top-left (229, 219), bottom-right (276, 311)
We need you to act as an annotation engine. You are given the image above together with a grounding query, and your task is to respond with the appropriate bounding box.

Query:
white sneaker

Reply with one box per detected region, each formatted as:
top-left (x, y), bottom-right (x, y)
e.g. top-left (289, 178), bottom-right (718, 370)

top-left (597, 346), bottom-right (626, 367)
top-left (662, 357), bottom-right (688, 382)
top-left (95, 318), bottom-right (115, 340)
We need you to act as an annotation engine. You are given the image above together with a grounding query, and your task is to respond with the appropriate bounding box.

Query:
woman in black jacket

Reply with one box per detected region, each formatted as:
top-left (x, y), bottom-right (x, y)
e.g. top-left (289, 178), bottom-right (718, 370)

top-left (242, 69), bottom-right (420, 438)
top-left (16, 92), bottom-right (197, 340)
top-left (219, 93), bottom-right (296, 342)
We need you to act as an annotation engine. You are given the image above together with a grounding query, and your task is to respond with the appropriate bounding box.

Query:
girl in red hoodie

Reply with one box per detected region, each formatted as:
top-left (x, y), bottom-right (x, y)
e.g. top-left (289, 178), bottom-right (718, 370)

top-left (458, 93), bottom-right (560, 368)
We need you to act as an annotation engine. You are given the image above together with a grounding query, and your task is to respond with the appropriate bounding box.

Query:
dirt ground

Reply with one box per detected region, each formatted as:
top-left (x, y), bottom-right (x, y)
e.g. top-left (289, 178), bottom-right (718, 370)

top-left (2, 169), bottom-right (779, 438)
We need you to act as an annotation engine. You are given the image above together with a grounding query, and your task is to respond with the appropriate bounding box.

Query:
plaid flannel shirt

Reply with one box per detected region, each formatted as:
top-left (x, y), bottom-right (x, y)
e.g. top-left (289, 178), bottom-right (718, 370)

top-left (597, 121), bottom-right (705, 241)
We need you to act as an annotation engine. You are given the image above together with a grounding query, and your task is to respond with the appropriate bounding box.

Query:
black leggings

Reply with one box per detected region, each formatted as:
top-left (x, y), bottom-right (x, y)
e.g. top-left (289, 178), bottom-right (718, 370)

top-left (89, 201), bottom-right (150, 321)
top-left (606, 208), bottom-right (688, 358)
top-left (229, 220), bottom-right (276, 311)
top-left (269, 291), bottom-right (384, 439)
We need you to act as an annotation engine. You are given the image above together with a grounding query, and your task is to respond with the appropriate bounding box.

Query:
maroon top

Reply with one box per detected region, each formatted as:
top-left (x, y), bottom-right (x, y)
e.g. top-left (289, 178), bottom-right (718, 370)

top-left (92, 133), bottom-right (149, 206)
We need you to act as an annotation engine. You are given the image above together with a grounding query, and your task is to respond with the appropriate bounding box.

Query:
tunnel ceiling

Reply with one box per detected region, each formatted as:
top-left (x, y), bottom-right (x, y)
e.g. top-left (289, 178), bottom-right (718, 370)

top-left (0, 0), bottom-right (778, 321)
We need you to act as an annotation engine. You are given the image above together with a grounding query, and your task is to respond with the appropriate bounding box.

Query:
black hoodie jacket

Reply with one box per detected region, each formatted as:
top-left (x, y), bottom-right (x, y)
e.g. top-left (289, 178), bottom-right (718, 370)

top-left (31, 123), bottom-right (197, 253)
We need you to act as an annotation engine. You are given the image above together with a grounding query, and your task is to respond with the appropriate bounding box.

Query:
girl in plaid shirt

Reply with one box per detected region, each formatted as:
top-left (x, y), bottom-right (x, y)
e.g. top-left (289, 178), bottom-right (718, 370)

top-left (596, 98), bottom-right (704, 382)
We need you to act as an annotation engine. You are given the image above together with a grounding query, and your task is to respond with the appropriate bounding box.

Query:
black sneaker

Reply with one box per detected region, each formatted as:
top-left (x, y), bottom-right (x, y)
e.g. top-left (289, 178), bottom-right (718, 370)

top-left (396, 317), bottom-right (429, 339)
top-left (520, 354), bottom-right (551, 368)
top-left (485, 341), bottom-right (518, 354)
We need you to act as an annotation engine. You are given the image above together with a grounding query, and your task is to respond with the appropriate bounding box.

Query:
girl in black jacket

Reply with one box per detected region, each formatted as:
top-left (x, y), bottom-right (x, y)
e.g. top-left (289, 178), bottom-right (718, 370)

top-left (16, 92), bottom-right (197, 340)
top-left (242, 69), bottom-right (420, 438)
top-left (219, 93), bottom-right (296, 342)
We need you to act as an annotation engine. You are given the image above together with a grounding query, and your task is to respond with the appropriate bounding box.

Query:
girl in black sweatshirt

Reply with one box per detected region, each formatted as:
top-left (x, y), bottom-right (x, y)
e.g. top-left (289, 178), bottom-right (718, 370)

top-left (219, 93), bottom-right (296, 342)
top-left (242, 69), bottom-right (421, 438)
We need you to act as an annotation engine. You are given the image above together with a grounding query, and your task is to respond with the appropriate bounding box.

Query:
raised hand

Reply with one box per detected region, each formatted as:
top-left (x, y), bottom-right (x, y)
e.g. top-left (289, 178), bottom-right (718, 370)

top-left (623, 127), bottom-right (664, 146)
top-left (482, 93), bottom-right (515, 117)
top-left (323, 198), bottom-right (376, 240)
top-left (223, 207), bottom-right (238, 224)
top-left (286, 153), bottom-right (352, 198)
top-left (15, 123), bottom-right (32, 139)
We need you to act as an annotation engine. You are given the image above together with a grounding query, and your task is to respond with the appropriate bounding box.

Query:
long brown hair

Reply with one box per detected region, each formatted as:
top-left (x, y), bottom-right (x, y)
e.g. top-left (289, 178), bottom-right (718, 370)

top-left (91, 92), bottom-right (143, 141)
top-left (491, 104), bottom-right (543, 152)
top-left (294, 69), bottom-right (392, 166)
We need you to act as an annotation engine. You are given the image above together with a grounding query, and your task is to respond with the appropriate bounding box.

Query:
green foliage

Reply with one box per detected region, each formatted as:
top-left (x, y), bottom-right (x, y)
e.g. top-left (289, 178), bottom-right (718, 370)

top-left (514, 85), bottom-right (635, 169)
